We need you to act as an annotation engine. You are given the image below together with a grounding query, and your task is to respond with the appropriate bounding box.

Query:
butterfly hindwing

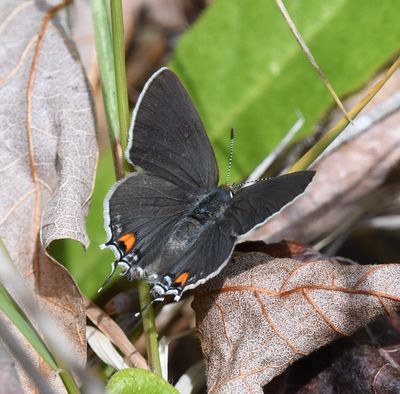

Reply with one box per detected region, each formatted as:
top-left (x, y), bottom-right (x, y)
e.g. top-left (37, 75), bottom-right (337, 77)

top-left (126, 68), bottom-right (219, 192)
top-left (225, 171), bottom-right (316, 238)
top-left (104, 171), bottom-right (196, 269)
top-left (149, 215), bottom-right (236, 296)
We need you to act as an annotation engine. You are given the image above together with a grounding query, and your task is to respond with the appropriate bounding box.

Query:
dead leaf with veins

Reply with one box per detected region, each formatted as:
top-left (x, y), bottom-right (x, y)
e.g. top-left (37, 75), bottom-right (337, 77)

top-left (193, 243), bottom-right (400, 393)
top-left (0, 0), bottom-right (97, 391)
top-left (296, 344), bottom-right (400, 394)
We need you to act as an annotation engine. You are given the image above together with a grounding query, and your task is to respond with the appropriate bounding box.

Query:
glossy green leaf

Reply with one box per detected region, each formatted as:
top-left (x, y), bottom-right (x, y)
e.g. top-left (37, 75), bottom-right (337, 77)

top-left (170, 0), bottom-right (400, 181)
top-left (106, 368), bottom-right (179, 394)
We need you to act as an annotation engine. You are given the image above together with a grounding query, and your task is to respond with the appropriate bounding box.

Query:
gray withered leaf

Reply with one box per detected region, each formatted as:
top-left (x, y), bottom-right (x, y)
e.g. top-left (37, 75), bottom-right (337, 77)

top-left (296, 345), bottom-right (400, 393)
top-left (193, 243), bottom-right (400, 393)
top-left (0, 1), bottom-right (97, 391)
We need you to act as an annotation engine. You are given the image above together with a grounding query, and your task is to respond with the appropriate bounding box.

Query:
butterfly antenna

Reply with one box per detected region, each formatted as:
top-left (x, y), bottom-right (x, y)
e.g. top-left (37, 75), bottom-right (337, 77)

top-left (226, 128), bottom-right (235, 184)
top-left (232, 177), bottom-right (270, 193)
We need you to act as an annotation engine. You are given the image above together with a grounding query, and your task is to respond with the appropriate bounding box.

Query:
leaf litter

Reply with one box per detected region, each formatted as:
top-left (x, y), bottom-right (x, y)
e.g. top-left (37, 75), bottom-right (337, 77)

top-left (193, 67), bottom-right (400, 394)
top-left (193, 242), bottom-right (400, 393)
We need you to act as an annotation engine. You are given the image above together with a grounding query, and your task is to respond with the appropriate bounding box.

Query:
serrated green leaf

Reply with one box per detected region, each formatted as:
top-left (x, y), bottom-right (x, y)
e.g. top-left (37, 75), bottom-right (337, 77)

top-left (106, 368), bottom-right (179, 394)
top-left (170, 0), bottom-right (400, 181)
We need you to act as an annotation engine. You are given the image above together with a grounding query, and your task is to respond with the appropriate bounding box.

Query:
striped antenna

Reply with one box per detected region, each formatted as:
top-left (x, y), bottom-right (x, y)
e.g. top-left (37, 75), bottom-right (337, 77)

top-left (232, 177), bottom-right (270, 193)
top-left (226, 128), bottom-right (235, 184)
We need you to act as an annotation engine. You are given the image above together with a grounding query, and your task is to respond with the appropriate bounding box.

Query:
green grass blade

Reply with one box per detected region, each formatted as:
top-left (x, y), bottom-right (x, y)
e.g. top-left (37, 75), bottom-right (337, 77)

top-left (110, 0), bottom-right (130, 155)
top-left (108, 0), bottom-right (162, 377)
top-left (0, 243), bottom-right (81, 393)
top-left (92, 0), bottom-right (119, 141)
top-left (0, 285), bottom-right (58, 371)
top-left (91, 0), bottom-right (124, 178)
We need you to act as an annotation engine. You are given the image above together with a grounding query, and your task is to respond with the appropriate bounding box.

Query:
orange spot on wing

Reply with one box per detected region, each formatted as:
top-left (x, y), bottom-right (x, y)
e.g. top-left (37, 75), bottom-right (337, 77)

top-left (117, 233), bottom-right (136, 253)
top-left (174, 272), bottom-right (190, 286)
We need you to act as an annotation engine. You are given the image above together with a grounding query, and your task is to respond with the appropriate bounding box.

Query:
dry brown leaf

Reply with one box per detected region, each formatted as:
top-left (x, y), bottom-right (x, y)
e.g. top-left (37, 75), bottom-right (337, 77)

top-left (193, 247), bottom-right (400, 393)
top-left (250, 70), bottom-right (400, 245)
top-left (296, 345), bottom-right (400, 394)
top-left (0, 1), bottom-right (97, 391)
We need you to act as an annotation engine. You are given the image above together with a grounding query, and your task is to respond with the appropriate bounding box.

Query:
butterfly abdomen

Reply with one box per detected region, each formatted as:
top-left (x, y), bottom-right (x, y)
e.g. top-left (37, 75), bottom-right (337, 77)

top-left (162, 187), bottom-right (232, 259)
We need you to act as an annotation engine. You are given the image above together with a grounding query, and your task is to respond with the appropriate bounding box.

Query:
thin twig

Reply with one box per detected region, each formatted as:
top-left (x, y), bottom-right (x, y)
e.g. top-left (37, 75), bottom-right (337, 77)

top-left (275, 0), bottom-right (351, 122)
top-left (92, 0), bottom-right (124, 179)
top-left (110, 0), bottom-right (130, 156)
top-left (85, 297), bottom-right (149, 370)
top-left (136, 279), bottom-right (162, 375)
top-left (288, 55), bottom-right (400, 173)
top-left (313, 90), bottom-right (400, 165)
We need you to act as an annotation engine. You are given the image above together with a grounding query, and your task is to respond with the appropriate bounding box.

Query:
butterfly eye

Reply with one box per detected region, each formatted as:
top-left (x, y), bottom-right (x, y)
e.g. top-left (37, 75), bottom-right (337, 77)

top-left (174, 272), bottom-right (190, 286)
top-left (117, 233), bottom-right (137, 253)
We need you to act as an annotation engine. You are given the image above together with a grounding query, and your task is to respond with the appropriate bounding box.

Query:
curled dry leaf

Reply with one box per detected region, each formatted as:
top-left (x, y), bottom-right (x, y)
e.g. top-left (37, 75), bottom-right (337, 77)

top-left (193, 245), bottom-right (400, 393)
top-left (250, 70), bottom-right (400, 245)
top-left (0, 0), bottom-right (97, 391)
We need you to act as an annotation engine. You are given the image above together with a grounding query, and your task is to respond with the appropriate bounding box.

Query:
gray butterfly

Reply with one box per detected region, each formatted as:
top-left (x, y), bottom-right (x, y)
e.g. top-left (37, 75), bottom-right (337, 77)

top-left (103, 68), bottom-right (315, 301)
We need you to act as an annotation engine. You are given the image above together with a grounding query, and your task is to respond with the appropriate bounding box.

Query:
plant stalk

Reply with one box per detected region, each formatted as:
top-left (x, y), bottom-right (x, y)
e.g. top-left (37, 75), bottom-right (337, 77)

top-left (92, 0), bottom-right (124, 179)
top-left (110, 0), bottom-right (130, 156)
top-left (108, 0), bottom-right (162, 376)
top-left (137, 280), bottom-right (162, 376)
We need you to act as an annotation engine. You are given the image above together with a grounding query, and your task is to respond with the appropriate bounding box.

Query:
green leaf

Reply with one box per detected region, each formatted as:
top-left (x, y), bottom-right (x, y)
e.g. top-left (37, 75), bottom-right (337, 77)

top-left (0, 285), bottom-right (58, 371)
top-left (106, 368), bottom-right (179, 394)
top-left (170, 0), bottom-right (400, 181)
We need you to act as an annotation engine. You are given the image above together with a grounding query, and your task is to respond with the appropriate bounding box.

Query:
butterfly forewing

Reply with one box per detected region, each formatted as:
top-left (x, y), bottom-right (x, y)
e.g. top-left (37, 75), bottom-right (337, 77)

top-left (127, 68), bottom-right (219, 193)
